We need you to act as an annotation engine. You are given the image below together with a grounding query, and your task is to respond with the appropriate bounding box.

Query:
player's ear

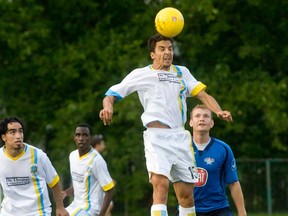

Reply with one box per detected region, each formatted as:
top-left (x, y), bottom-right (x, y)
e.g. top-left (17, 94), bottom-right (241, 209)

top-left (150, 52), bottom-right (155, 59)
top-left (189, 119), bottom-right (193, 128)
top-left (210, 119), bottom-right (214, 129)
top-left (1, 134), bottom-right (6, 143)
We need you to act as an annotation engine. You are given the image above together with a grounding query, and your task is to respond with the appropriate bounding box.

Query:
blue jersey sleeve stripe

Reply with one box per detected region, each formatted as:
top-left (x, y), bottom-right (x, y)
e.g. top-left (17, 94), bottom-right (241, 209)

top-left (105, 89), bottom-right (123, 102)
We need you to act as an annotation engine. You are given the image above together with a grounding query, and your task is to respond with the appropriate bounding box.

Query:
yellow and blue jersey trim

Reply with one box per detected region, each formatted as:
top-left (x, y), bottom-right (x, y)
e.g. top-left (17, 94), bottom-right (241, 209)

top-left (30, 147), bottom-right (46, 216)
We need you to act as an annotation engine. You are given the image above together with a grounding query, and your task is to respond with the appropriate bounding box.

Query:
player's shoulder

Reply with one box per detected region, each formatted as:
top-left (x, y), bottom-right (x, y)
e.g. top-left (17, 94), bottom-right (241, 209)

top-left (69, 149), bottom-right (78, 157)
top-left (173, 64), bottom-right (188, 70)
top-left (25, 143), bottom-right (46, 155)
top-left (173, 64), bottom-right (189, 73)
top-left (212, 138), bottom-right (232, 150)
top-left (132, 66), bottom-right (150, 73)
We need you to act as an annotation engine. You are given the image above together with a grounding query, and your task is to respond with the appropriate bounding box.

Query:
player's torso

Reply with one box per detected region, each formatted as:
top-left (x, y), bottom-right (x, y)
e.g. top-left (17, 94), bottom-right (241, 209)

top-left (194, 147), bottom-right (226, 188)
top-left (70, 150), bottom-right (102, 203)
top-left (137, 66), bottom-right (189, 127)
top-left (0, 145), bottom-right (51, 215)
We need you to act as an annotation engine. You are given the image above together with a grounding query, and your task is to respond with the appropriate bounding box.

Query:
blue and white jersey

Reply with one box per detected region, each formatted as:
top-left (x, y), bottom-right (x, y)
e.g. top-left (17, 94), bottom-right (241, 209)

top-left (193, 138), bottom-right (238, 212)
top-left (0, 143), bottom-right (59, 216)
top-left (105, 64), bottom-right (206, 128)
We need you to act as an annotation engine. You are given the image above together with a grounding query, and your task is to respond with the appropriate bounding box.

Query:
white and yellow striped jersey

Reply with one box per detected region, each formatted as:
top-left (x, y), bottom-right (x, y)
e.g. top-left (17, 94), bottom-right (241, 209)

top-left (106, 64), bottom-right (206, 128)
top-left (0, 143), bottom-right (59, 216)
top-left (66, 148), bottom-right (114, 216)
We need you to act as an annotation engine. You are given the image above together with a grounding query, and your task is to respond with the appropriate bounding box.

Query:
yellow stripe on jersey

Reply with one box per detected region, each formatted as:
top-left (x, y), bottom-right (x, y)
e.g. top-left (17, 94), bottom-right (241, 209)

top-left (30, 148), bottom-right (45, 216)
top-left (48, 174), bottom-right (59, 188)
top-left (190, 82), bottom-right (206, 97)
top-left (83, 150), bottom-right (97, 211)
top-left (102, 181), bottom-right (115, 191)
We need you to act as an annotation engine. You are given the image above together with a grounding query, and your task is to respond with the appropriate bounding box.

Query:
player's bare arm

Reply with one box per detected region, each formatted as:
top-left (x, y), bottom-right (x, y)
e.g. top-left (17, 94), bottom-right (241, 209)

top-left (196, 90), bottom-right (233, 122)
top-left (99, 96), bottom-right (116, 125)
top-left (98, 187), bottom-right (115, 216)
top-left (51, 182), bottom-right (69, 216)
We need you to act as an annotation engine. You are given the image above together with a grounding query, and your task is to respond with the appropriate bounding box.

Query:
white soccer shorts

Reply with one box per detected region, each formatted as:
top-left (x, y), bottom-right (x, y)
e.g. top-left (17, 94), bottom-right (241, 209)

top-left (143, 127), bottom-right (198, 183)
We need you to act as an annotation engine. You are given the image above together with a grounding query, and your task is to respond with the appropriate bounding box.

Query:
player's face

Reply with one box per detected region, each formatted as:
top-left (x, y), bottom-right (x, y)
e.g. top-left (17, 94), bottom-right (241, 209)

top-left (189, 108), bottom-right (214, 132)
top-left (74, 127), bottom-right (91, 153)
top-left (1, 122), bottom-right (24, 150)
top-left (150, 40), bottom-right (173, 71)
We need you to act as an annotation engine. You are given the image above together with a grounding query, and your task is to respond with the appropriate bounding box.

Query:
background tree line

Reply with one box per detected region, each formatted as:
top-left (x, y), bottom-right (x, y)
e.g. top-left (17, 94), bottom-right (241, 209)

top-left (1, 0), bottom-right (287, 215)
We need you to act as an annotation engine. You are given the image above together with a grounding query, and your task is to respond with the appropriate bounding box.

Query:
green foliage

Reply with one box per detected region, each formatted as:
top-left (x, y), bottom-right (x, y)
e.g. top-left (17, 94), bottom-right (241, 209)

top-left (0, 0), bottom-right (287, 214)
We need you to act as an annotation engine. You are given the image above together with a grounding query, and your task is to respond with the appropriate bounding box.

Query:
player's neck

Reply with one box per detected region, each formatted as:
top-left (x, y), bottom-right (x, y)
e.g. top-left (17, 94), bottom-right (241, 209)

top-left (151, 64), bottom-right (170, 71)
top-left (78, 147), bottom-right (91, 157)
top-left (193, 132), bottom-right (210, 145)
top-left (5, 144), bottom-right (25, 158)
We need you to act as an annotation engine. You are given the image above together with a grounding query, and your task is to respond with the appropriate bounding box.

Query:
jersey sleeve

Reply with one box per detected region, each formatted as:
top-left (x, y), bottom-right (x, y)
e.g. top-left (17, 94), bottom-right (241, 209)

top-left (39, 150), bottom-right (59, 188)
top-left (181, 66), bottom-right (207, 97)
top-left (224, 145), bottom-right (239, 184)
top-left (105, 69), bottom-right (143, 102)
top-left (92, 159), bottom-right (115, 191)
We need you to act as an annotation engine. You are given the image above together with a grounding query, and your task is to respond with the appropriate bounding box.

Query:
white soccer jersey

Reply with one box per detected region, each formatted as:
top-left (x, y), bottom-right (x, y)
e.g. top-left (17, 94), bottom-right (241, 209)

top-left (106, 64), bottom-right (206, 128)
top-left (66, 148), bottom-right (114, 216)
top-left (0, 143), bottom-right (60, 216)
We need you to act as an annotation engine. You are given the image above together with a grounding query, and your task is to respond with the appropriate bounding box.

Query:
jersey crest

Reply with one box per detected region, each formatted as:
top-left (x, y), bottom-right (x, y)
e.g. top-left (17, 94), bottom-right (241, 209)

top-left (204, 157), bottom-right (215, 165)
top-left (30, 164), bottom-right (38, 175)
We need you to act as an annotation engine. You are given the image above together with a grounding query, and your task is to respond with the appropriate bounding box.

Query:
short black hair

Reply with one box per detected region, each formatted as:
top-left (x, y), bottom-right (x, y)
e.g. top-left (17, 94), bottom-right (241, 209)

top-left (74, 123), bottom-right (92, 135)
top-left (0, 117), bottom-right (24, 142)
top-left (91, 134), bottom-right (104, 148)
top-left (148, 33), bottom-right (174, 52)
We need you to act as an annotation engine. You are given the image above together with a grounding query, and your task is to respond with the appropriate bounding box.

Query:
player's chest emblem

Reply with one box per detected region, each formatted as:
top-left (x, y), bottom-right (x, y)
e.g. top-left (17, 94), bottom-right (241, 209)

top-left (204, 157), bottom-right (215, 165)
top-left (31, 164), bottom-right (38, 175)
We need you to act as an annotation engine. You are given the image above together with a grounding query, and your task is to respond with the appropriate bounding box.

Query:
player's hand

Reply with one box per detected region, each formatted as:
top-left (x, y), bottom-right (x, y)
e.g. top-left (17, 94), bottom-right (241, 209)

top-left (56, 207), bottom-right (69, 216)
top-left (61, 191), bottom-right (66, 200)
top-left (99, 108), bottom-right (113, 125)
top-left (216, 110), bottom-right (233, 122)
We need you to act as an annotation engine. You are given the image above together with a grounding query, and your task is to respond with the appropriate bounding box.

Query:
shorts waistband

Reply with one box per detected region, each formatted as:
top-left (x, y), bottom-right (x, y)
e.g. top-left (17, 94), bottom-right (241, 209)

top-left (146, 127), bottom-right (185, 133)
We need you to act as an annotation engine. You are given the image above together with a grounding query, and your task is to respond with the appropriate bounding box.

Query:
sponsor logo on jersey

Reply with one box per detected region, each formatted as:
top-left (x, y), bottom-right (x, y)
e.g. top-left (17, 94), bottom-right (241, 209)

top-left (157, 73), bottom-right (180, 84)
top-left (72, 171), bottom-right (84, 183)
top-left (6, 177), bottom-right (30, 186)
top-left (195, 167), bottom-right (208, 187)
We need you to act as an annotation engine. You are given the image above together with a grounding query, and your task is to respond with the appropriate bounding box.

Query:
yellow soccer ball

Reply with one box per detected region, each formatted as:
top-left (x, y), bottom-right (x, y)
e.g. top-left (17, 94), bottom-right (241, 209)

top-left (155, 7), bottom-right (184, 37)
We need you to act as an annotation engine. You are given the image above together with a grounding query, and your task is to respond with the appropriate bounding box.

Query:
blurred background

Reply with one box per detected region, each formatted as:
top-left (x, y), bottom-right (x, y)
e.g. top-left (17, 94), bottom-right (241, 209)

top-left (0, 0), bottom-right (287, 215)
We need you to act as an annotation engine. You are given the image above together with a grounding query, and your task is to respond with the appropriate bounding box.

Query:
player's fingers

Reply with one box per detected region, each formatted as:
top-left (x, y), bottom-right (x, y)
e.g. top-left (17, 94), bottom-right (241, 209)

top-left (223, 111), bottom-right (233, 122)
top-left (101, 109), bottom-right (113, 125)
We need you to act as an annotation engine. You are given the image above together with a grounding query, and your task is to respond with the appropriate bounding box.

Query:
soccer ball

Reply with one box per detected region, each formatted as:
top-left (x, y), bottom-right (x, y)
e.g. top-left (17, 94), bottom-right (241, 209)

top-left (155, 7), bottom-right (184, 37)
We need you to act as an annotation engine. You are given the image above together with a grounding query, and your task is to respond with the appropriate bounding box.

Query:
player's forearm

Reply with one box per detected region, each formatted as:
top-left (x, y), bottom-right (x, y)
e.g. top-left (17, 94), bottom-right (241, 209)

top-left (99, 188), bottom-right (115, 216)
top-left (196, 91), bottom-right (222, 114)
top-left (103, 96), bottom-right (116, 109)
top-left (51, 182), bottom-right (66, 208)
top-left (229, 182), bottom-right (247, 216)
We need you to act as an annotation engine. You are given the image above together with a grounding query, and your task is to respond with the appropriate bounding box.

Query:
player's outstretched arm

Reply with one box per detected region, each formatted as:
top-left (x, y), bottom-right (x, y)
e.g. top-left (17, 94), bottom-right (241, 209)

top-left (99, 96), bottom-right (116, 125)
top-left (196, 90), bottom-right (233, 122)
